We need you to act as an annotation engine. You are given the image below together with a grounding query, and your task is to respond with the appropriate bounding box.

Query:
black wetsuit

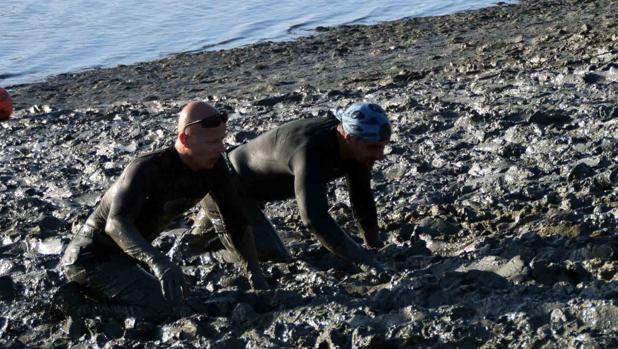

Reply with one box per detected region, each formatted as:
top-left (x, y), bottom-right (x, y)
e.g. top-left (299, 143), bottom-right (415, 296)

top-left (199, 117), bottom-right (382, 271)
top-left (60, 146), bottom-right (261, 321)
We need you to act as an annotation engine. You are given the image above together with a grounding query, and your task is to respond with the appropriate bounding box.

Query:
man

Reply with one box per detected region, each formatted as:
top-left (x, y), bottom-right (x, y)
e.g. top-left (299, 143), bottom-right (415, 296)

top-left (56, 101), bottom-right (267, 323)
top-left (196, 102), bottom-right (392, 273)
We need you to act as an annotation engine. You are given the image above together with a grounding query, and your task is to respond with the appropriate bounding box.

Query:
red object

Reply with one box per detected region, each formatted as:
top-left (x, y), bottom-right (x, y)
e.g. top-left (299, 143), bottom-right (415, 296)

top-left (0, 87), bottom-right (12, 121)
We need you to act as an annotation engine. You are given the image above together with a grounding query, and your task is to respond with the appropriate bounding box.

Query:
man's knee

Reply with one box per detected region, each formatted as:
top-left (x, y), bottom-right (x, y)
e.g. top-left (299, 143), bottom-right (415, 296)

top-left (63, 264), bottom-right (89, 286)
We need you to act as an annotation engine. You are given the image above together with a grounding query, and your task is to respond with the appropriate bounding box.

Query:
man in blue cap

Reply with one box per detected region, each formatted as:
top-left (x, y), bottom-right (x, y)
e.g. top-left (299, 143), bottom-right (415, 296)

top-left (196, 102), bottom-right (392, 273)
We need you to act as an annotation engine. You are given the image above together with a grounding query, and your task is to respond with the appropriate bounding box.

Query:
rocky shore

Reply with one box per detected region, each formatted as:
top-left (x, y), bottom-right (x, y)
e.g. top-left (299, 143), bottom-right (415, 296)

top-left (2, 0), bottom-right (618, 347)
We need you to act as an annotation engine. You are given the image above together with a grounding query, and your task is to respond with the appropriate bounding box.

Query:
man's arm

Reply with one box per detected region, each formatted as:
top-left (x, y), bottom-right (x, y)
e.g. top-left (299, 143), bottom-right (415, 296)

top-left (292, 154), bottom-right (383, 272)
top-left (104, 162), bottom-right (186, 304)
top-left (346, 164), bottom-right (383, 248)
top-left (208, 159), bottom-right (269, 289)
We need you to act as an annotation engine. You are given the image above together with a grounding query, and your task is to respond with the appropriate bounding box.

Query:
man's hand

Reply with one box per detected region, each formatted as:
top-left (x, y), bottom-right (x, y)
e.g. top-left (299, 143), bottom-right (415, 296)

top-left (362, 228), bottom-right (384, 249)
top-left (248, 270), bottom-right (270, 290)
top-left (151, 256), bottom-right (188, 305)
top-left (359, 259), bottom-right (393, 282)
top-left (246, 259), bottom-right (270, 290)
top-left (360, 260), bottom-right (386, 274)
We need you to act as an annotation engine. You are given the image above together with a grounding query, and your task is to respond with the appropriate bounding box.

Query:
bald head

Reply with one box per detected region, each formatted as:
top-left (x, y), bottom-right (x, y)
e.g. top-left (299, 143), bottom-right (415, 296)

top-left (177, 101), bottom-right (219, 135)
top-left (175, 101), bottom-right (228, 171)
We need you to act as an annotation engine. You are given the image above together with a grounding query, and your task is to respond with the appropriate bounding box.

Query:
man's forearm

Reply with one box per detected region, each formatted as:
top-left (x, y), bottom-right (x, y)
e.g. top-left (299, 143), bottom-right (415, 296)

top-left (219, 226), bottom-right (269, 289)
top-left (105, 217), bottom-right (163, 266)
top-left (347, 170), bottom-right (381, 247)
top-left (357, 222), bottom-right (383, 248)
top-left (230, 228), bottom-right (261, 271)
top-left (297, 176), bottom-right (381, 269)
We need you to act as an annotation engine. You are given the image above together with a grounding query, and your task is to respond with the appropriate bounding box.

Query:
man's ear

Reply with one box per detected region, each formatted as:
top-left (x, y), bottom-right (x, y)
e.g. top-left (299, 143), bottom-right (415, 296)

top-left (179, 132), bottom-right (188, 147)
top-left (337, 124), bottom-right (351, 141)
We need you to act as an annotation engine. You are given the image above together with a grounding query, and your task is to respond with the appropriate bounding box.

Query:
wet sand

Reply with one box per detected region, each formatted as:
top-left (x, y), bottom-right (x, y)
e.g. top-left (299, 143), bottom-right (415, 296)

top-left (2, 0), bottom-right (618, 347)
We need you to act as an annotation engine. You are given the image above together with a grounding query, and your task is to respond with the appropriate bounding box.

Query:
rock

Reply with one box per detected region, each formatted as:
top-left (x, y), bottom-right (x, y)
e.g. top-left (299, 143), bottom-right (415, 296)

top-left (34, 238), bottom-right (65, 255)
top-left (234, 130), bottom-right (258, 143)
top-left (210, 336), bottom-right (246, 349)
top-left (457, 255), bottom-right (529, 283)
top-left (316, 327), bottom-right (349, 349)
top-left (158, 318), bottom-right (202, 342)
top-left (351, 326), bottom-right (391, 349)
top-left (582, 72), bottom-right (604, 84)
top-left (391, 69), bottom-right (428, 83)
top-left (35, 216), bottom-right (67, 236)
top-left (100, 319), bottom-right (123, 339)
top-left (528, 110), bottom-right (572, 125)
top-left (529, 258), bottom-right (591, 285)
top-left (592, 168), bottom-right (618, 190)
top-left (254, 92), bottom-right (303, 106)
top-left (408, 240), bottom-right (432, 256)
top-left (0, 276), bottom-right (16, 302)
top-left (496, 255), bottom-right (529, 282)
top-left (231, 302), bottom-right (257, 325)
top-left (581, 303), bottom-right (618, 332)
top-left (123, 320), bottom-right (156, 341)
top-left (414, 216), bottom-right (461, 237)
top-left (550, 308), bottom-right (567, 325)
top-left (568, 162), bottom-right (595, 182)
top-left (0, 260), bottom-right (15, 275)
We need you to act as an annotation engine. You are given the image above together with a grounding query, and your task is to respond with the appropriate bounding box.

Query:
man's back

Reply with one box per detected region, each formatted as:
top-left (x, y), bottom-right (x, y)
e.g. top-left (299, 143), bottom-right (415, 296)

top-left (229, 117), bottom-right (358, 201)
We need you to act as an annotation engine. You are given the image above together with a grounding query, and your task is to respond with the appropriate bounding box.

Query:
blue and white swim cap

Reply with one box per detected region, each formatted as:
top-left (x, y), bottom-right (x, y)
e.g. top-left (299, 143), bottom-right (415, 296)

top-left (335, 102), bottom-right (391, 142)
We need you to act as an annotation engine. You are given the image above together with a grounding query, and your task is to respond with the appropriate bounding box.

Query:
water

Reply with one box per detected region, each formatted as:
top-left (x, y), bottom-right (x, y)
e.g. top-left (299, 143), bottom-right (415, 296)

top-left (1, 0), bottom-right (516, 87)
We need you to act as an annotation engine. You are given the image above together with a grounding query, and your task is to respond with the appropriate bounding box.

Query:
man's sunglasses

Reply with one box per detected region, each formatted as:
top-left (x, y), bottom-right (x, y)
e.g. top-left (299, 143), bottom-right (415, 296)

top-left (183, 112), bottom-right (228, 133)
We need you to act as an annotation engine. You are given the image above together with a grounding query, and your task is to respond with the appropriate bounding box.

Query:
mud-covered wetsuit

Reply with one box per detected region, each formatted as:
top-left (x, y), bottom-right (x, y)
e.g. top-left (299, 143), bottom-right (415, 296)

top-left (60, 146), bottom-right (261, 321)
top-left (198, 117), bottom-right (383, 271)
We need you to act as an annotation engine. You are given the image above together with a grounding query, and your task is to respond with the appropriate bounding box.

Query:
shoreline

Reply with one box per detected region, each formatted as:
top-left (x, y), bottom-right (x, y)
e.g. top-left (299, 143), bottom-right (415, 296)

top-left (9, 0), bottom-right (614, 113)
top-left (5, 1), bottom-right (533, 110)
top-left (2, 0), bottom-right (618, 347)
top-left (2, 1), bottom-right (518, 89)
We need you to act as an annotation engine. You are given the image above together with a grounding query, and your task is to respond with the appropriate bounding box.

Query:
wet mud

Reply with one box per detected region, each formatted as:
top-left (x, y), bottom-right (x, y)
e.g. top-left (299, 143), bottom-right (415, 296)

top-left (2, 0), bottom-right (618, 347)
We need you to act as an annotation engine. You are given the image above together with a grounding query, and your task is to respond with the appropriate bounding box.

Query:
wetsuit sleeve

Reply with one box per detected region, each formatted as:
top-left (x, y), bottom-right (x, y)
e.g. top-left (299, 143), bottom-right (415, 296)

top-left (208, 159), bottom-right (266, 287)
top-left (292, 150), bottom-right (380, 269)
top-left (104, 160), bottom-right (166, 266)
top-left (346, 165), bottom-right (382, 247)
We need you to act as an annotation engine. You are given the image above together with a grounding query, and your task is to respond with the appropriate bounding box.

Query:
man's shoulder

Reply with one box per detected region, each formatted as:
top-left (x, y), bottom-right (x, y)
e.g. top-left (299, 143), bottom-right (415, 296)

top-left (134, 146), bottom-right (171, 161)
top-left (276, 117), bottom-right (337, 146)
top-left (286, 116), bottom-right (338, 129)
top-left (123, 147), bottom-right (174, 177)
top-left (237, 117), bottom-right (336, 145)
top-left (301, 118), bottom-right (340, 147)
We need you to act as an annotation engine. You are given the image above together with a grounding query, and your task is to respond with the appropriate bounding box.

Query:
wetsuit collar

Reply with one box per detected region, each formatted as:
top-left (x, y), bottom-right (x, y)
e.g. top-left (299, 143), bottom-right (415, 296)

top-left (171, 146), bottom-right (202, 174)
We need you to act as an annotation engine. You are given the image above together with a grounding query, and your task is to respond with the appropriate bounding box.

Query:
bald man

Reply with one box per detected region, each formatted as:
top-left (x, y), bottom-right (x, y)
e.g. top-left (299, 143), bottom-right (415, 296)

top-left (56, 101), bottom-right (266, 324)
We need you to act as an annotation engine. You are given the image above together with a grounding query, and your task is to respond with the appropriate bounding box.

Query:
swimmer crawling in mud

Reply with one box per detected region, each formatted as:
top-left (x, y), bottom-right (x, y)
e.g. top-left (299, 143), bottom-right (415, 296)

top-left (55, 101), bottom-right (267, 323)
top-left (194, 102), bottom-right (392, 274)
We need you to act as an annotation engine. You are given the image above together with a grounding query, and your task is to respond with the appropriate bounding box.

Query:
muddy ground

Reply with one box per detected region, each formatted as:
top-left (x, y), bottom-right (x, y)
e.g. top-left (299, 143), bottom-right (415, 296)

top-left (2, 0), bottom-right (618, 347)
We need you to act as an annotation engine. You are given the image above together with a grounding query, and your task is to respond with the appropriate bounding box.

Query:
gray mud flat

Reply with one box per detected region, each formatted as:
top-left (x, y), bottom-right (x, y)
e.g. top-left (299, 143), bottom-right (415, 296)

top-left (2, 0), bottom-right (618, 347)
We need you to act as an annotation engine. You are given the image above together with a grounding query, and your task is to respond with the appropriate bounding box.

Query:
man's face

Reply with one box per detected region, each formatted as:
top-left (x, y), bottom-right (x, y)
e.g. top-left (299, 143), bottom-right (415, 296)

top-left (350, 137), bottom-right (389, 167)
top-left (185, 122), bottom-right (227, 169)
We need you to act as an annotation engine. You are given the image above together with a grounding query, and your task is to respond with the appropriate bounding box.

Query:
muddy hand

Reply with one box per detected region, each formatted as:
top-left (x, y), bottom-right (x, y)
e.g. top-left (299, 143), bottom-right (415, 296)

top-left (362, 229), bottom-right (384, 249)
top-left (359, 259), bottom-right (384, 273)
top-left (360, 259), bottom-right (393, 279)
top-left (152, 257), bottom-right (187, 304)
top-left (249, 270), bottom-right (270, 290)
